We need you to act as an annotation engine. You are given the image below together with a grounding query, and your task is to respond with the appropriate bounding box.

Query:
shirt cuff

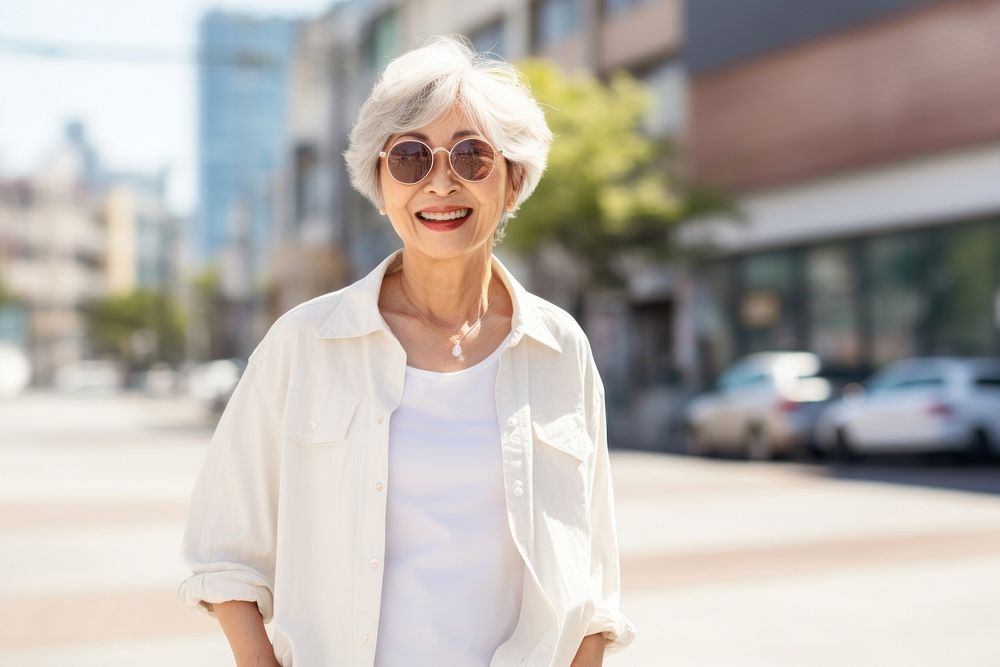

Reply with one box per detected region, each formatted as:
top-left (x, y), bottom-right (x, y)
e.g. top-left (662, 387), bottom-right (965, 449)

top-left (178, 570), bottom-right (275, 624)
top-left (585, 607), bottom-right (637, 653)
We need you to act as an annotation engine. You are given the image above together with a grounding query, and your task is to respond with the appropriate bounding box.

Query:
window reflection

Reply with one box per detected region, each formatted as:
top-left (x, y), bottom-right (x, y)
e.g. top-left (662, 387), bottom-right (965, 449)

top-left (807, 244), bottom-right (860, 366)
top-left (694, 219), bottom-right (1000, 384)
top-left (929, 222), bottom-right (998, 355)
top-left (741, 251), bottom-right (799, 352)
top-left (867, 233), bottom-right (925, 366)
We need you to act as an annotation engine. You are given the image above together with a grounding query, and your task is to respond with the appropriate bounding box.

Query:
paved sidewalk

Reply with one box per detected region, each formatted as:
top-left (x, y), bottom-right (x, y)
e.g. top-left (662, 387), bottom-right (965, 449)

top-left (607, 454), bottom-right (1000, 666)
top-left (2, 392), bottom-right (999, 665)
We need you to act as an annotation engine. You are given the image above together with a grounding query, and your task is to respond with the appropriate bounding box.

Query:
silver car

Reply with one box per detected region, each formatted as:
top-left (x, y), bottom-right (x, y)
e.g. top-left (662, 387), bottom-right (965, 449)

top-left (682, 352), bottom-right (840, 460)
top-left (814, 357), bottom-right (1000, 459)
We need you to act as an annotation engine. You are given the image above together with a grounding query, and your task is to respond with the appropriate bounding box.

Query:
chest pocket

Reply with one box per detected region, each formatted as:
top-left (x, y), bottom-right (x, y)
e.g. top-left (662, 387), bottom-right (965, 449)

top-left (284, 387), bottom-right (360, 445)
top-left (531, 411), bottom-right (594, 462)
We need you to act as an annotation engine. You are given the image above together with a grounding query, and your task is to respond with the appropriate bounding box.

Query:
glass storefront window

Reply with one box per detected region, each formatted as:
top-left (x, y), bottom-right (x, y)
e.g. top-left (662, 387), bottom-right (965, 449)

top-left (741, 250), bottom-right (799, 352)
top-left (637, 59), bottom-right (686, 137)
top-left (697, 220), bottom-right (998, 391)
top-left (807, 244), bottom-right (861, 366)
top-left (695, 261), bottom-right (735, 382)
top-left (533, 0), bottom-right (580, 46)
top-left (867, 233), bottom-right (926, 366)
top-left (928, 221), bottom-right (1000, 355)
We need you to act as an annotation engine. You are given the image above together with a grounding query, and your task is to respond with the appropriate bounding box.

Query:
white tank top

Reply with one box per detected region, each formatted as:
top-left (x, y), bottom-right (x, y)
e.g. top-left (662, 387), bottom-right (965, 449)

top-left (374, 336), bottom-right (524, 667)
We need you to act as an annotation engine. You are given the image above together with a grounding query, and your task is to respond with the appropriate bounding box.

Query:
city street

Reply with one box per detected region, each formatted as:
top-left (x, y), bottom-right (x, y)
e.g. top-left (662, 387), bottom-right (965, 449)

top-left (1, 392), bottom-right (999, 666)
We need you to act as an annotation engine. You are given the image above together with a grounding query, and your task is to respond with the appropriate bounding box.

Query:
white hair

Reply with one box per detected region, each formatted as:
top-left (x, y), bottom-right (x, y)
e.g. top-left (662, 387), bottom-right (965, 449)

top-left (344, 35), bottom-right (553, 244)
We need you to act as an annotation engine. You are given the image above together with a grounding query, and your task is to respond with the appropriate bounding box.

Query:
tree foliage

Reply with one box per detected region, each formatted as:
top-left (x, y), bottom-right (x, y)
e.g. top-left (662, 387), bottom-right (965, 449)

top-left (86, 289), bottom-right (185, 368)
top-left (505, 60), bottom-right (730, 285)
top-left (0, 274), bottom-right (16, 306)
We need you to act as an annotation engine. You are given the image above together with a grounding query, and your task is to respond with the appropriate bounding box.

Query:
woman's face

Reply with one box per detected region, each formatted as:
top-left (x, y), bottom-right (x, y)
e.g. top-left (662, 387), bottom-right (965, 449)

top-left (378, 106), bottom-right (515, 261)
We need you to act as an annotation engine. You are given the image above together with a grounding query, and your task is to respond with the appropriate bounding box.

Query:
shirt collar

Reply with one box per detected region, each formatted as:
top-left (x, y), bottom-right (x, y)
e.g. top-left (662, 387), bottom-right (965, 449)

top-left (315, 248), bottom-right (562, 353)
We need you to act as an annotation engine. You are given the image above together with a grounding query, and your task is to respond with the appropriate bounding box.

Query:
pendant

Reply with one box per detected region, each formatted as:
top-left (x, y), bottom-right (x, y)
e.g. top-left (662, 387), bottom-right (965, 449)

top-left (451, 343), bottom-right (462, 357)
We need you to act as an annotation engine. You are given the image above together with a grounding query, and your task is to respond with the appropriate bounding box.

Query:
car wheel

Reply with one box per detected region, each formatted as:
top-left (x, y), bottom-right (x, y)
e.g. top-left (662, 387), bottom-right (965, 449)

top-left (962, 429), bottom-right (993, 463)
top-left (745, 426), bottom-right (773, 461)
top-left (834, 427), bottom-right (860, 462)
top-left (806, 441), bottom-right (826, 462)
top-left (683, 424), bottom-right (711, 457)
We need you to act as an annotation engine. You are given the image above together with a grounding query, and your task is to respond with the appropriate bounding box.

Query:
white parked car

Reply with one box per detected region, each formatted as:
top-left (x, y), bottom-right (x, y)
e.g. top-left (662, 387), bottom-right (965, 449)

top-left (0, 343), bottom-right (31, 397)
top-left (814, 357), bottom-right (1000, 459)
top-left (54, 359), bottom-right (124, 394)
top-left (187, 358), bottom-right (246, 410)
top-left (682, 352), bottom-right (849, 460)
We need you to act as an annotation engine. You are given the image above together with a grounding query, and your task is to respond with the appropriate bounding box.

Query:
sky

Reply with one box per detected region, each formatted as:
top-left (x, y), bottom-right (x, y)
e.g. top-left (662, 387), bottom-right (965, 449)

top-left (0, 0), bottom-right (335, 214)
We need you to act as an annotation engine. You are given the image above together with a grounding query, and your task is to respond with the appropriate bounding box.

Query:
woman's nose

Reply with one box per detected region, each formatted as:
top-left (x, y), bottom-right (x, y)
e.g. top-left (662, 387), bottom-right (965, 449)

top-left (423, 150), bottom-right (460, 196)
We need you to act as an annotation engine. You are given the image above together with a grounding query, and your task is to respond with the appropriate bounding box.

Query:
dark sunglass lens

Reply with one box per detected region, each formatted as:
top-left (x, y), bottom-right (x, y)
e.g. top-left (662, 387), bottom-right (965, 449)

top-left (450, 139), bottom-right (495, 181)
top-left (387, 142), bottom-right (432, 183)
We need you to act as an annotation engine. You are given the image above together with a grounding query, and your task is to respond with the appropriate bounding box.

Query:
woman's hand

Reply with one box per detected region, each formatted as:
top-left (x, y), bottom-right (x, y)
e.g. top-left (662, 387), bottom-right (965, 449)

top-left (570, 632), bottom-right (609, 666)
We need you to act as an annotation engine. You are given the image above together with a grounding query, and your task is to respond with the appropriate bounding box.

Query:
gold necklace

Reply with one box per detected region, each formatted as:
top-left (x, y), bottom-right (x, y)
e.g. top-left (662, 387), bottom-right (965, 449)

top-left (397, 272), bottom-right (496, 359)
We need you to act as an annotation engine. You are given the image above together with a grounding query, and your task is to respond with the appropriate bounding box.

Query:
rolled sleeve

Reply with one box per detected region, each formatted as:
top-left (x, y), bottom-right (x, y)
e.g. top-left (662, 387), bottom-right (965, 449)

top-left (178, 358), bottom-right (282, 624)
top-left (178, 566), bottom-right (276, 622)
top-left (584, 351), bottom-right (637, 653)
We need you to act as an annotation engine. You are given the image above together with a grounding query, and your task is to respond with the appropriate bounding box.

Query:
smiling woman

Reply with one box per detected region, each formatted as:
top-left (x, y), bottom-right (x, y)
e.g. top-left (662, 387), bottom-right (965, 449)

top-left (178, 35), bottom-right (636, 667)
top-left (344, 36), bottom-right (550, 245)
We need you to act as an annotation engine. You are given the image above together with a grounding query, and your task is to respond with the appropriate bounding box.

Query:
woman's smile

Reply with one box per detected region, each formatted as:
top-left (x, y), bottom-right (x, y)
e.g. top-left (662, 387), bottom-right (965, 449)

top-left (414, 205), bottom-right (473, 231)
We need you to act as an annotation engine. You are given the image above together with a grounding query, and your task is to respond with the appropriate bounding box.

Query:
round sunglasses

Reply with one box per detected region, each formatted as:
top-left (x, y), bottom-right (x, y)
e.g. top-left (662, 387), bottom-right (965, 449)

top-left (379, 136), bottom-right (502, 185)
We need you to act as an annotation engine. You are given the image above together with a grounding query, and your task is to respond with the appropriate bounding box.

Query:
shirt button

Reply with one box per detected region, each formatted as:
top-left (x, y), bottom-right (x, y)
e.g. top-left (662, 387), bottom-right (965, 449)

top-left (377, 415), bottom-right (384, 424)
top-left (362, 633), bottom-right (372, 644)
top-left (307, 420), bottom-right (317, 430)
top-left (370, 558), bottom-right (380, 568)
top-left (507, 417), bottom-right (517, 426)
top-left (513, 486), bottom-right (524, 497)
top-left (375, 481), bottom-right (384, 492)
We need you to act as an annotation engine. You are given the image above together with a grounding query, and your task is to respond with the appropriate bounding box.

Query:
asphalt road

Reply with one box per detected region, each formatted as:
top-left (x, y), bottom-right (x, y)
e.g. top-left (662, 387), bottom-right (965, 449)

top-left (1, 391), bottom-right (998, 666)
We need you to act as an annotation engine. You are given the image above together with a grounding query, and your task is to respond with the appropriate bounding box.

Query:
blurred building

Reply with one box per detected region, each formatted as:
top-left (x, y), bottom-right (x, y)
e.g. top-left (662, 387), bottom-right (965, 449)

top-left (0, 123), bottom-right (182, 386)
top-left (271, 8), bottom-right (349, 315)
top-left (196, 12), bottom-right (299, 271)
top-left (196, 11), bottom-right (301, 356)
top-left (272, 0), bottom-right (406, 319)
top-left (0, 126), bottom-right (106, 385)
top-left (269, 0), bottom-right (1000, 449)
top-left (682, 0), bottom-right (1000, 381)
top-left (103, 170), bottom-right (180, 296)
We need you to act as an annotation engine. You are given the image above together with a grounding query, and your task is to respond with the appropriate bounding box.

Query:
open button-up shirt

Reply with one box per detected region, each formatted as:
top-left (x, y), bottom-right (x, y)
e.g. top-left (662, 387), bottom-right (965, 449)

top-left (178, 249), bottom-right (637, 666)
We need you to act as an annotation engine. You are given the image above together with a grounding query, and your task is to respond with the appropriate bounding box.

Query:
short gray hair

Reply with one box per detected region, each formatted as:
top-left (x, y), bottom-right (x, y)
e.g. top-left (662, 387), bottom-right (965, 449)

top-left (344, 35), bottom-right (552, 244)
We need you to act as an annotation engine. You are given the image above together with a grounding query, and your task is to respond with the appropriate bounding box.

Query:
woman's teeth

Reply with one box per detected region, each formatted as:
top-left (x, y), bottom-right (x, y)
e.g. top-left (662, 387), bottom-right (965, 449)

top-left (417, 209), bottom-right (470, 221)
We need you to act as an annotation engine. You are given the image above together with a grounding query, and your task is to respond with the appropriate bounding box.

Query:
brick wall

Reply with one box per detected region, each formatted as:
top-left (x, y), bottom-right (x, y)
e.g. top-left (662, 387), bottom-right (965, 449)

top-left (688, 0), bottom-right (1000, 191)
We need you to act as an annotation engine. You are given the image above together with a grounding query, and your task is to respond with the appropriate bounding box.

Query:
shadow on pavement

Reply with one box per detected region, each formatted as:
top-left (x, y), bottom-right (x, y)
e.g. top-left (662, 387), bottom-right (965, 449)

top-left (801, 454), bottom-right (1000, 496)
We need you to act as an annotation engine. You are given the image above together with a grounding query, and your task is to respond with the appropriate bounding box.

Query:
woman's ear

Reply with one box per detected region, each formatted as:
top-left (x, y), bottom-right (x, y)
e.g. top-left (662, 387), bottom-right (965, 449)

top-left (505, 163), bottom-right (524, 211)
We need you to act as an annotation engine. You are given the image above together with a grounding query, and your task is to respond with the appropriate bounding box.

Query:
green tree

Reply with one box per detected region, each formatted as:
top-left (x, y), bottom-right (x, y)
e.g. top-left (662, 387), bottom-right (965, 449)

top-left (0, 276), bottom-right (14, 307)
top-left (86, 289), bottom-right (186, 369)
top-left (506, 60), bottom-right (731, 285)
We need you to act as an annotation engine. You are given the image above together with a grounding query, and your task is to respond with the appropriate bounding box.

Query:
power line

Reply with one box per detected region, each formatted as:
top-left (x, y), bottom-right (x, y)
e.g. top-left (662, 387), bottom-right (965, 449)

top-left (0, 35), bottom-right (301, 69)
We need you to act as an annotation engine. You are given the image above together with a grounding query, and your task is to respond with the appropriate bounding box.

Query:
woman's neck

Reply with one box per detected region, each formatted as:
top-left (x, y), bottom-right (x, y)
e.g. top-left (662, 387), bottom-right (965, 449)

top-left (394, 247), bottom-right (495, 328)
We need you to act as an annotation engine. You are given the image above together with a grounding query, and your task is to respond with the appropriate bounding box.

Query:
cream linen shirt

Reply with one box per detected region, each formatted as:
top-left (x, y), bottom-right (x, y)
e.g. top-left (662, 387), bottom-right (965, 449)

top-left (178, 249), bottom-right (637, 667)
